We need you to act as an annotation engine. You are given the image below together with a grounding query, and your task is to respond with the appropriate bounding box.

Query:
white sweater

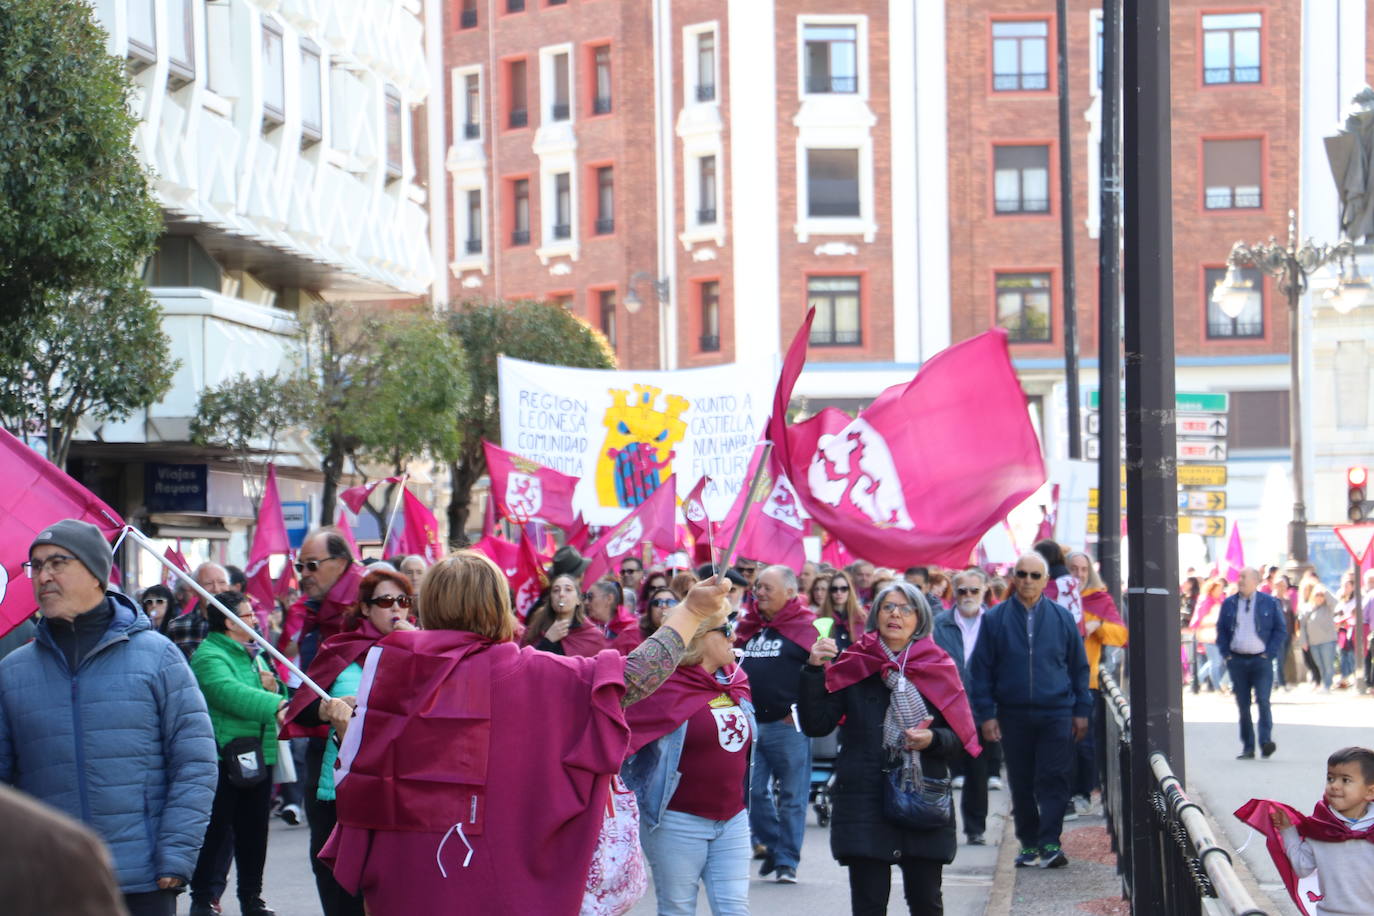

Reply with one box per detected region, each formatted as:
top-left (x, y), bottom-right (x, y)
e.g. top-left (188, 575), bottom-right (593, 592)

top-left (1281, 806), bottom-right (1374, 916)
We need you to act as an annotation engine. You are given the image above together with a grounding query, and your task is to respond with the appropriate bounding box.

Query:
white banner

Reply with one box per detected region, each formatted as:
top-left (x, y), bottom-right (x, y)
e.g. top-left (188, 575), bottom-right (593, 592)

top-left (498, 356), bottom-right (776, 525)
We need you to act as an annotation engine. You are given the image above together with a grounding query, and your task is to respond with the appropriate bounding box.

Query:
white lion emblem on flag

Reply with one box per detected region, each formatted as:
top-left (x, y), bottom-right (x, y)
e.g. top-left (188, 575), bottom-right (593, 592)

top-left (761, 476), bottom-right (805, 531)
top-left (807, 418), bottom-right (914, 530)
top-left (607, 518), bottom-right (644, 557)
top-left (506, 472), bottom-right (542, 521)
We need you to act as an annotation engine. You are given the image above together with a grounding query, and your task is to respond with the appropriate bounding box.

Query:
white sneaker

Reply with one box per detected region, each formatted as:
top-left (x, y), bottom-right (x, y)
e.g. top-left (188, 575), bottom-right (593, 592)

top-left (1062, 808), bottom-right (1080, 821)
top-left (952, 776), bottom-right (965, 789)
top-left (1073, 794), bottom-right (1094, 815)
top-left (988, 776), bottom-right (1004, 791)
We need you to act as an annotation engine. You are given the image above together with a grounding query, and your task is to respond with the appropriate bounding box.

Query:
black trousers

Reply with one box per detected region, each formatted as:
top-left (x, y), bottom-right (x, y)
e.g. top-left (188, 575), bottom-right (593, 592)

top-left (122, 890), bottom-right (177, 916)
top-left (304, 739), bottom-right (367, 916)
top-left (847, 856), bottom-right (944, 916)
top-left (191, 762), bottom-right (273, 905)
top-left (958, 739), bottom-right (1001, 837)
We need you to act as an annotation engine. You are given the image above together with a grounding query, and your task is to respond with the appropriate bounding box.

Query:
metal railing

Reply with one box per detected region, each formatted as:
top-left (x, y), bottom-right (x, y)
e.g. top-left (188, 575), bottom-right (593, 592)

top-left (1097, 671), bottom-right (1272, 916)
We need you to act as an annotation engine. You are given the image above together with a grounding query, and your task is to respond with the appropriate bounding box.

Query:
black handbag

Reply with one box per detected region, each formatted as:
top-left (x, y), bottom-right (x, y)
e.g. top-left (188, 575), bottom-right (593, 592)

top-left (881, 757), bottom-right (953, 830)
top-left (221, 735), bottom-right (268, 788)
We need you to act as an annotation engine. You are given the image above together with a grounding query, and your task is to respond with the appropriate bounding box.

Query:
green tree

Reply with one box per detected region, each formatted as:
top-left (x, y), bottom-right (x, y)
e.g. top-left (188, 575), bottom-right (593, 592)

top-left (190, 372), bottom-right (311, 513)
top-left (0, 279), bottom-right (177, 468)
top-left (300, 303), bottom-right (469, 525)
top-left (446, 299), bottom-right (615, 542)
top-left (0, 0), bottom-right (161, 341)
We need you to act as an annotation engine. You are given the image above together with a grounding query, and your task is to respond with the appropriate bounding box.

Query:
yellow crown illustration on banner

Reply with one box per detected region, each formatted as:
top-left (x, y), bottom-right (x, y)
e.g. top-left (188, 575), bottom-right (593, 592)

top-left (596, 384), bottom-right (689, 508)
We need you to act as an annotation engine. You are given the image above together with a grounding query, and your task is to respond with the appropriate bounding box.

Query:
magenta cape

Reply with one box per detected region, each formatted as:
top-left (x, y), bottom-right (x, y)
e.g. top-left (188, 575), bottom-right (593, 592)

top-left (320, 631), bottom-right (630, 916)
top-left (825, 632), bottom-right (982, 757)
top-left (1082, 589), bottom-right (1125, 629)
top-left (278, 562), bottom-right (364, 651)
top-left (559, 621), bottom-right (611, 658)
top-left (280, 618), bottom-right (384, 739)
top-left (1232, 797), bottom-right (1374, 915)
top-left (733, 596), bottom-right (818, 653)
top-left (624, 664), bottom-right (751, 755)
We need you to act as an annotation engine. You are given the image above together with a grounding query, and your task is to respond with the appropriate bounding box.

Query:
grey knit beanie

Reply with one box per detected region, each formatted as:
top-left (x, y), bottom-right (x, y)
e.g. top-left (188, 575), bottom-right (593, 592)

top-left (29, 519), bottom-right (112, 584)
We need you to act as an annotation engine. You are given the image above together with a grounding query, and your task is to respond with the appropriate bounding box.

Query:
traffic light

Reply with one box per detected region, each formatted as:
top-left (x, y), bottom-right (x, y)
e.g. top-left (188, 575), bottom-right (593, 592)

top-left (1350, 466), bottom-right (1371, 522)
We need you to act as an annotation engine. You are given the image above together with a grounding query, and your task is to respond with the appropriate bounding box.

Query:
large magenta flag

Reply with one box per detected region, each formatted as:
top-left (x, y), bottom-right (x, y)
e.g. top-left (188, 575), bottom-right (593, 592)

top-left (0, 428), bottom-right (124, 636)
top-left (396, 489), bottom-right (444, 563)
top-left (482, 440), bottom-right (578, 529)
top-left (770, 313), bottom-right (1046, 569)
top-left (582, 476), bottom-right (678, 584)
top-left (245, 464), bottom-right (290, 617)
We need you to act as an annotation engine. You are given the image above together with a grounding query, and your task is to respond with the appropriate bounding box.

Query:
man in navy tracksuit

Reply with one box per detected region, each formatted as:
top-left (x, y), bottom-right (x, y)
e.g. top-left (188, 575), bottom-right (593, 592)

top-left (970, 552), bottom-right (1090, 870)
top-left (1216, 566), bottom-right (1286, 760)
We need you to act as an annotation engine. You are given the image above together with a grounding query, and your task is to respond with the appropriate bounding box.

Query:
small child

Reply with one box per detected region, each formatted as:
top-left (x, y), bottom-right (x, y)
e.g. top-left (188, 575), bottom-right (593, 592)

top-left (1269, 746), bottom-right (1374, 915)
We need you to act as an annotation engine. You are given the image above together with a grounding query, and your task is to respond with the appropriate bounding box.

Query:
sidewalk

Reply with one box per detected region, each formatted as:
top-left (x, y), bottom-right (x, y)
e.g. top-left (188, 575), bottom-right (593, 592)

top-left (984, 802), bottom-right (1128, 916)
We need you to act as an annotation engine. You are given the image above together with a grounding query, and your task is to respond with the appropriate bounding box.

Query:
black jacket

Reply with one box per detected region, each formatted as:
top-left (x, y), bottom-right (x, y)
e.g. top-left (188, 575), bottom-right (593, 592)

top-left (798, 663), bottom-right (960, 864)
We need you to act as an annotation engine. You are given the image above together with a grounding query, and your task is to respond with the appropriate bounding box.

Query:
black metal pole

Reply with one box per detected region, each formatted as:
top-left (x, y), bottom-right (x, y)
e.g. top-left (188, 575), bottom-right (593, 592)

top-left (1124, 0), bottom-right (1183, 911)
top-left (1058, 0), bottom-right (1082, 458)
top-left (1098, 0), bottom-right (1122, 609)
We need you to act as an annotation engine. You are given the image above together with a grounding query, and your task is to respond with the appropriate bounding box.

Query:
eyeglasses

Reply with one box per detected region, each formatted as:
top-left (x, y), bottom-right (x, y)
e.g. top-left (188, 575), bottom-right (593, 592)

top-left (294, 557), bottom-right (343, 574)
top-left (711, 624), bottom-right (733, 639)
top-left (620, 566), bottom-right (641, 574)
top-left (649, 598), bottom-right (676, 609)
top-left (737, 566), bottom-right (757, 574)
top-left (955, 587), bottom-right (982, 596)
top-left (878, 602), bottom-right (916, 616)
top-left (1013, 570), bottom-right (1044, 580)
top-left (829, 585), bottom-right (850, 593)
top-left (366, 594), bottom-right (413, 610)
top-left (23, 554), bottom-right (77, 577)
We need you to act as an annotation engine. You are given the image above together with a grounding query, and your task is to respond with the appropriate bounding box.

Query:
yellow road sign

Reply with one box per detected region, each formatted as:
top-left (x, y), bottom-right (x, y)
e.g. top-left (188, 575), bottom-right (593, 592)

top-left (1087, 488), bottom-right (1128, 510)
top-left (1087, 513), bottom-right (1099, 535)
top-left (1177, 465), bottom-right (1227, 487)
top-left (1178, 515), bottom-right (1226, 537)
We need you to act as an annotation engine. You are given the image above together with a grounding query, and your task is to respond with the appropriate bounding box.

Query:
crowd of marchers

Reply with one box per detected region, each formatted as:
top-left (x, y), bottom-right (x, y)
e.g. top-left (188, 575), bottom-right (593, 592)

top-left (0, 522), bottom-right (1130, 916)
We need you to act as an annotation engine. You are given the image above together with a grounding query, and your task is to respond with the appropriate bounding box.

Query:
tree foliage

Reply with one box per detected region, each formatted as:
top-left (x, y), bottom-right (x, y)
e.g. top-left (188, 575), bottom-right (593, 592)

top-left (300, 303), bottom-right (469, 525)
top-left (190, 372), bottom-right (311, 512)
top-left (0, 279), bottom-right (177, 467)
top-left (445, 299), bottom-right (616, 541)
top-left (0, 0), bottom-right (162, 342)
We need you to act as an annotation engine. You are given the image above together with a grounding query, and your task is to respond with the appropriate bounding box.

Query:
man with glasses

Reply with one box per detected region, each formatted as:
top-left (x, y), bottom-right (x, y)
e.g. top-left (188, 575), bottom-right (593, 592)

top-left (619, 557), bottom-right (644, 613)
top-left (933, 569), bottom-right (1003, 846)
top-left (167, 562), bottom-right (232, 659)
top-left (0, 519), bottom-right (217, 916)
top-left (970, 552), bottom-right (1090, 870)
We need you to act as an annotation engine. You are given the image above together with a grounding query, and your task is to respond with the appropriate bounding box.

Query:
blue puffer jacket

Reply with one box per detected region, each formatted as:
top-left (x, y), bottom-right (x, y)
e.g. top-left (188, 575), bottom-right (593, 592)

top-left (0, 592), bottom-right (218, 892)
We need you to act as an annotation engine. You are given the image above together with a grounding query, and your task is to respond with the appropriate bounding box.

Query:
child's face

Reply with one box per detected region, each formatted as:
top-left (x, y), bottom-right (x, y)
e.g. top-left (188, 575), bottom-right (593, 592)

top-left (1325, 763), bottom-right (1374, 819)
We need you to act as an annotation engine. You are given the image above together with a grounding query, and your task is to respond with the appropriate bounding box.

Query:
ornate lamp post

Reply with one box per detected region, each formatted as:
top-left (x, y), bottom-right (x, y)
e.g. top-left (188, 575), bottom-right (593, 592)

top-left (1212, 209), bottom-right (1358, 570)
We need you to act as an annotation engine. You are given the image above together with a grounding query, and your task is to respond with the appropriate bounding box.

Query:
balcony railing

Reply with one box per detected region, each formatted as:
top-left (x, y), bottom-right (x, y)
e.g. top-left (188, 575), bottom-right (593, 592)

top-left (508, 108), bottom-right (528, 128)
top-left (995, 197), bottom-right (1050, 214)
top-left (511, 228), bottom-right (530, 246)
top-left (699, 333), bottom-right (720, 352)
top-left (696, 207), bottom-right (717, 225)
top-left (696, 83), bottom-right (716, 102)
top-left (463, 122), bottom-right (480, 140)
top-left (1203, 66), bottom-right (1260, 85)
top-left (552, 223), bottom-right (571, 240)
top-left (1207, 319), bottom-right (1264, 339)
top-left (551, 103), bottom-right (570, 121)
top-left (459, 8), bottom-right (477, 28)
top-left (993, 72), bottom-right (1049, 91)
top-left (595, 218), bottom-right (614, 235)
top-left (805, 74), bottom-right (858, 93)
top-left (465, 238), bottom-right (483, 254)
top-left (808, 329), bottom-right (862, 347)
top-left (1205, 189), bottom-right (1262, 210)
top-left (593, 96), bottom-right (612, 115)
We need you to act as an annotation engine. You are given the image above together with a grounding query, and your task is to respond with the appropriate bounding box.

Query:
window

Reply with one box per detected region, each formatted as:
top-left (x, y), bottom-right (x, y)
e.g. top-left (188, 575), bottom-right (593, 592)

top-left (804, 24), bottom-right (858, 93)
top-left (551, 52), bottom-right (570, 122)
top-left (994, 146), bottom-right (1050, 214)
top-left (599, 289), bottom-right (617, 348)
top-left (507, 0), bottom-right (525, 12)
top-left (593, 46), bottom-right (612, 114)
top-left (511, 179), bottom-right (530, 245)
top-left (595, 167), bottom-right (614, 234)
top-left (552, 173), bottom-right (572, 239)
top-left (261, 19), bottom-right (285, 127)
top-left (463, 73), bottom-right (481, 139)
top-left (1203, 13), bottom-right (1261, 85)
top-left (167, 0), bottom-right (195, 85)
top-left (460, 0), bottom-right (478, 29)
top-left (992, 21), bottom-right (1049, 91)
top-left (1205, 266), bottom-right (1264, 338)
top-left (549, 293), bottom-right (573, 309)
top-left (1095, 16), bottom-right (1103, 90)
top-left (696, 32), bottom-right (716, 101)
top-left (466, 190), bottom-right (483, 254)
top-left (700, 281), bottom-right (721, 352)
top-left (806, 149), bottom-right (860, 218)
top-left (507, 60), bottom-right (528, 128)
top-left (697, 156), bottom-right (717, 224)
top-left (808, 276), bottom-right (861, 346)
top-left (300, 41), bottom-right (323, 145)
top-left (1203, 139), bottom-right (1261, 209)
top-left (995, 273), bottom-right (1052, 342)
top-left (127, 0), bottom-right (156, 67)
top-left (206, 1), bottom-right (233, 95)
top-left (145, 237), bottom-right (222, 290)
top-left (384, 86), bottom-right (403, 179)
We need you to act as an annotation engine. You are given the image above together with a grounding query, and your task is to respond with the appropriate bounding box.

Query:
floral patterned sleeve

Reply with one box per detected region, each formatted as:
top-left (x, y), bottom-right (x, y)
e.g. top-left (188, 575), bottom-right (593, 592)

top-left (621, 627), bottom-right (687, 707)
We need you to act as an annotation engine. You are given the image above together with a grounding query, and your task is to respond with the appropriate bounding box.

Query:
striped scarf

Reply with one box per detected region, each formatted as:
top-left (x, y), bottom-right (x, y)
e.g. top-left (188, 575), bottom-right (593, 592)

top-left (881, 640), bottom-right (931, 783)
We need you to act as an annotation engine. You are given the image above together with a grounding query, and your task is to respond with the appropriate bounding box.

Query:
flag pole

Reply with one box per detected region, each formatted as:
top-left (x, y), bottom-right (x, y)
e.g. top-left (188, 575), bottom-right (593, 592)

top-left (718, 443), bottom-right (773, 571)
top-left (121, 525), bottom-right (330, 701)
top-left (380, 473), bottom-right (409, 554)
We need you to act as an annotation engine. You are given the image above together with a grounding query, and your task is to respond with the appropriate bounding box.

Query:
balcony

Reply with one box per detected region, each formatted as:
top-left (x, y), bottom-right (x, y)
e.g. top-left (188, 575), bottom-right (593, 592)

top-left (552, 223), bottom-right (571, 240)
top-left (1208, 319), bottom-right (1264, 339)
top-left (699, 333), bottom-right (720, 352)
top-left (994, 197), bottom-right (1050, 214)
top-left (593, 96), bottom-right (612, 115)
top-left (463, 122), bottom-right (480, 140)
top-left (551, 103), bottom-right (570, 122)
top-left (511, 228), bottom-right (530, 246)
top-left (696, 83), bottom-right (716, 102)
top-left (696, 207), bottom-right (717, 224)
top-left (1204, 66), bottom-right (1260, 85)
top-left (465, 238), bottom-right (483, 254)
top-left (460, 8), bottom-right (477, 28)
top-left (993, 72), bottom-right (1049, 91)
top-left (805, 75), bottom-right (858, 94)
top-left (508, 108), bottom-right (528, 128)
top-left (808, 328), bottom-right (862, 347)
top-left (595, 217), bottom-right (614, 235)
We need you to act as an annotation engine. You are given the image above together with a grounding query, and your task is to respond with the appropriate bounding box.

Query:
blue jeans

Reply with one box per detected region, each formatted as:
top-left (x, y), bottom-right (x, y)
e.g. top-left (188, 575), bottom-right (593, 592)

top-left (999, 714), bottom-right (1074, 850)
top-left (1199, 643), bottom-right (1228, 691)
top-left (1225, 654), bottom-right (1273, 752)
top-left (641, 809), bottom-right (750, 915)
top-left (749, 719), bottom-right (811, 868)
top-left (1311, 641), bottom-right (1337, 689)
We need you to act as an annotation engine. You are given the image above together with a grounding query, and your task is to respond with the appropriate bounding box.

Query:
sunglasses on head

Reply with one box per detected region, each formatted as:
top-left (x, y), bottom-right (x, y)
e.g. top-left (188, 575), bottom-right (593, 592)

top-left (366, 594), bottom-right (413, 609)
top-left (1013, 570), bottom-right (1044, 580)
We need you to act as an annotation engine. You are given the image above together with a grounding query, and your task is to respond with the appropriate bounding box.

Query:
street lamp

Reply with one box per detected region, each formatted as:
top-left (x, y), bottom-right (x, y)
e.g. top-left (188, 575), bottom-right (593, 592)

top-left (1212, 209), bottom-right (1354, 570)
top-left (624, 271), bottom-right (671, 371)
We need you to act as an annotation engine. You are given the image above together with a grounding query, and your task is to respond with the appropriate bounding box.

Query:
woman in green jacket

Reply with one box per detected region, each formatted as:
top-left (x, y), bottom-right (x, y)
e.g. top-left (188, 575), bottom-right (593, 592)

top-left (187, 591), bottom-right (285, 916)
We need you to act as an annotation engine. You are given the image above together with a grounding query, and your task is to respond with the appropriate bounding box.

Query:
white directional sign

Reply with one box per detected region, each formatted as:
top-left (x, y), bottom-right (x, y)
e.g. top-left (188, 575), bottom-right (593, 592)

top-left (1178, 439), bottom-right (1227, 462)
top-left (1085, 410), bottom-right (1101, 436)
top-left (1178, 489), bottom-right (1227, 512)
top-left (1177, 414), bottom-right (1228, 438)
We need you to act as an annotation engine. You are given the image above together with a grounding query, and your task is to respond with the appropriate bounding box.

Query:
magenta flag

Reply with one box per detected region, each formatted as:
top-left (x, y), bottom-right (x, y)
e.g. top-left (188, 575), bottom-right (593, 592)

top-left (335, 509), bottom-right (360, 559)
top-left (821, 530), bottom-right (856, 568)
top-left (396, 489), bottom-right (444, 563)
top-left (1224, 522), bottom-right (1245, 583)
top-left (245, 464), bottom-right (290, 615)
top-left (0, 428), bottom-right (124, 636)
top-left (770, 313), bottom-right (1046, 569)
top-left (339, 476), bottom-right (402, 515)
top-left (482, 440), bottom-right (578, 529)
top-left (563, 512), bottom-right (592, 551)
top-left (582, 476), bottom-right (678, 584)
top-left (716, 445), bottom-right (807, 571)
top-left (682, 476), bottom-right (713, 542)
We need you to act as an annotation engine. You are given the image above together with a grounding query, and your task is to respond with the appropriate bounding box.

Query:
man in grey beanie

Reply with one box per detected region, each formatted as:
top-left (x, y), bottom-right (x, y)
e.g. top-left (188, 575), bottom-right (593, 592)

top-left (0, 519), bottom-right (217, 916)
